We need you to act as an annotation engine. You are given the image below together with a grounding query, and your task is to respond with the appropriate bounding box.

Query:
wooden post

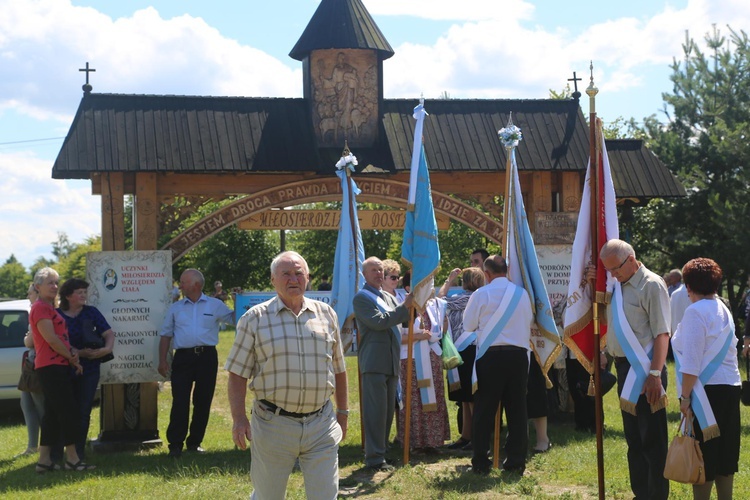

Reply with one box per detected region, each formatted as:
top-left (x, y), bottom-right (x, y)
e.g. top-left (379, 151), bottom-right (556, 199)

top-left (133, 172), bottom-right (160, 438)
top-left (99, 172), bottom-right (125, 252)
top-left (97, 172), bottom-right (161, 449)
top-left (97, 172), bottom-right (127, 444)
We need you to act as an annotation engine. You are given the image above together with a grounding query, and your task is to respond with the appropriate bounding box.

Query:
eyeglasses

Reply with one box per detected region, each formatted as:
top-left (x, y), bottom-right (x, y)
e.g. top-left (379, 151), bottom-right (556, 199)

top-left (387, 275), bottom-right (399, 281)
top-left (605, 255), bottom-right (630, 273)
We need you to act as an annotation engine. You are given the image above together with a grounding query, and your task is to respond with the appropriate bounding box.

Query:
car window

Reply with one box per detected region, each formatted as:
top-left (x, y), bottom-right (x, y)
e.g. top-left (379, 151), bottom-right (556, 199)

top-left (0, 311), bottom-right (28, 348)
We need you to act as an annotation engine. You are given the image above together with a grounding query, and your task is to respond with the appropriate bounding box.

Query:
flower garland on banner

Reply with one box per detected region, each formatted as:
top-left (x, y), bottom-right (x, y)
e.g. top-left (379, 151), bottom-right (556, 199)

top-left (335, 153), bottom-right (358, 172)
top-left (498, 124), bottom-right (523, 149)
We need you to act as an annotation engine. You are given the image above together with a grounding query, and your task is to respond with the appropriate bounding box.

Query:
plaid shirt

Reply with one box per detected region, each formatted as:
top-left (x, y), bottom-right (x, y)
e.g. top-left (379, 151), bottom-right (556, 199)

top-left (225, 295), bottom-right (346, 414)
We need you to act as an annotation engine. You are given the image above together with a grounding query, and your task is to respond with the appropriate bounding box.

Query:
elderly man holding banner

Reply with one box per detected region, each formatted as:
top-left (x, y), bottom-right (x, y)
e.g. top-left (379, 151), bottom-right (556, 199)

top-left (463, 255), bottom-right (533, 476)
top-left (353, 256), bottom-right (414, 471)
top-left (600, 239), bottom-right (670, 500)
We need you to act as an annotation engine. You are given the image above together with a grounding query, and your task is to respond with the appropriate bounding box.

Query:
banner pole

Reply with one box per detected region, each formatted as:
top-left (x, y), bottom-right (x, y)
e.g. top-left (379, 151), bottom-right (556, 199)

top-left (403, 305), bottom-right (416, 465)
top-left (586, 62), bottom-right (606, 500)
top-left (492, 128), bottom-right (514, 469)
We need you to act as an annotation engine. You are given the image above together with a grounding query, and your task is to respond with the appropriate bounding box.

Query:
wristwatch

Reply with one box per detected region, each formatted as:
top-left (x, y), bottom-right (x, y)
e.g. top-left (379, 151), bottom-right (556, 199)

top-left (648, 369), bottom-right (661, 377)
top-left (336, 408), bottom-right (350, 416)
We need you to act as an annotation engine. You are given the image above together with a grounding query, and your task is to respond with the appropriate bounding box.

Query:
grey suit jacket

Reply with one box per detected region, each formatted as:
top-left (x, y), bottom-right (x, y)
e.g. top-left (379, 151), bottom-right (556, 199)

top-left (353, 284), bottom-right (410, 376)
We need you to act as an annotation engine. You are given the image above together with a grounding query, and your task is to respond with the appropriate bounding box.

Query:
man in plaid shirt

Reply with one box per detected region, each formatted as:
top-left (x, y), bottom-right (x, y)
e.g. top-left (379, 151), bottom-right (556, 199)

top-left (226, 251), bottom-right (348, 500)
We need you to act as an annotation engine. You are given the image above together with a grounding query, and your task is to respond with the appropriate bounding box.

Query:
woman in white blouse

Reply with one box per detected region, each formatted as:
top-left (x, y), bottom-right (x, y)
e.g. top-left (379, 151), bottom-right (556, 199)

top-left (671, 257), bottom-right (740, 500)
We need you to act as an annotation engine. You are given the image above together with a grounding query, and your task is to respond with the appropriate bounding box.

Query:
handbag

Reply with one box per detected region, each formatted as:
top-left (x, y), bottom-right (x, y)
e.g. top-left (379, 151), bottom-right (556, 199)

top-left (82, 319), bottom-right (114, 363)
top-left (741, 356), bottom-right (750, 407)
top-left (441, 332), bottom-right (463, 370)
top-left (17, 351), bottom-right (43, 393)
top-left (663, 415), bottom-right (705, 485)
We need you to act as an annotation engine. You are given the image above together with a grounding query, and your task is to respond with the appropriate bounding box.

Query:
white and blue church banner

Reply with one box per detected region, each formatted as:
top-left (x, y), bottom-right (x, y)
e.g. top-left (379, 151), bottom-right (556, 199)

top-left (86, 250), bottom-right (172, 384)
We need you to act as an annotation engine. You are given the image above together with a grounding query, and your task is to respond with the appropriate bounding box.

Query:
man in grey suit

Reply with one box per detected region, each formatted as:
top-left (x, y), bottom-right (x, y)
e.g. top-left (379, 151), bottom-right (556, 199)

top-left (353, 257), bottom-right (413, 471)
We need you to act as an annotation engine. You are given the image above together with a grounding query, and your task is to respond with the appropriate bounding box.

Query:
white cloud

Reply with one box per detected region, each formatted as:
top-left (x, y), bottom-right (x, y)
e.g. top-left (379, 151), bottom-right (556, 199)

top-left (0, 151), bottom-right (100, 266)
top-left (365, 0), bottom-right (536, 22)
top-left (0, 0), bottom-right (301, 127)
top-left (383, 0), bottom-right (750, 101)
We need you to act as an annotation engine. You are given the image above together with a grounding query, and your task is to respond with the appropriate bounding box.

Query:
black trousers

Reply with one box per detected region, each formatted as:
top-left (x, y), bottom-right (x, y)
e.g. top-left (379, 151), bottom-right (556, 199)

top-left (615, 359), bottom-right (669, 500)
top-left (526, 354), bottom-right (548, 419)
top-left (167, 346), bottom-right (218, 451)
top-left (566, 358), bottom-right (596, 432)
top-left (471, 347), bottom-right (528, 471)
top-left (37, 364), bottom-right (78, 448)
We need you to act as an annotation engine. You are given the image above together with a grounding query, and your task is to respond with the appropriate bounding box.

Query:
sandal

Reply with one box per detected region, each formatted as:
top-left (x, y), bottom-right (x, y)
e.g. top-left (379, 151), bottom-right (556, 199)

top-left (65, 460), bottom-right (96, 471)
top-left (35, 462), bottom-right (60, 474)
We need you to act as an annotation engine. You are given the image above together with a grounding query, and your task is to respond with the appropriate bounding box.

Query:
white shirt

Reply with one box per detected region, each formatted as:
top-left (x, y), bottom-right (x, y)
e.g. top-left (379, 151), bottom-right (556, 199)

top-left (672, 298), bottom-right (740, 386)
top-left (160, 293), bottom-right (234, 349)
top-left (463, 277), bottom-right (533, 349)
top-left (670, 284), bottom-right (691, 335)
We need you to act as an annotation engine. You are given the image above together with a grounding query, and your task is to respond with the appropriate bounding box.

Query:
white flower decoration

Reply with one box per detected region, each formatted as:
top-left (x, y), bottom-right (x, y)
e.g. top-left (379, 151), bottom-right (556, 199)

top-left (498, 125), bottom-right (523, 149)
top-left (335, 153), bottom-right (358, 172)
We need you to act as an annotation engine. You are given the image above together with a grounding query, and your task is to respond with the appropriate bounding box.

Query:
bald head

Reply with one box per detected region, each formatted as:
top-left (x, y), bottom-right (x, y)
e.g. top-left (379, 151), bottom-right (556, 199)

top-left (483, 255), bottom-right (507, 281)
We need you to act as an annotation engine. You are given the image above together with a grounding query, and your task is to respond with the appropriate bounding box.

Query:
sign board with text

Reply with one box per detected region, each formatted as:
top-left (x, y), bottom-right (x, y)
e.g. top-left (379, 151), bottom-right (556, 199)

top-left (86, 250), bottom-right (172, 384)
top-left (534, 212), bottom-right (578, 245)
top-left (237, 209), bottom-right (450, 231)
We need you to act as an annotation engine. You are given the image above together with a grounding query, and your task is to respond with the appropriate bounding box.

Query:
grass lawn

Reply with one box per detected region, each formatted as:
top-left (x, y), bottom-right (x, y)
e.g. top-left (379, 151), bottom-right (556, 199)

top-left (1, 329), bottom-right (749, 499)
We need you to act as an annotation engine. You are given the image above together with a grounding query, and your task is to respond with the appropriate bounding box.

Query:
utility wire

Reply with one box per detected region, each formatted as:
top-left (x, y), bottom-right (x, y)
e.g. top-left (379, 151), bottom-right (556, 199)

top-left (0, 137), bottom-right (65, 146)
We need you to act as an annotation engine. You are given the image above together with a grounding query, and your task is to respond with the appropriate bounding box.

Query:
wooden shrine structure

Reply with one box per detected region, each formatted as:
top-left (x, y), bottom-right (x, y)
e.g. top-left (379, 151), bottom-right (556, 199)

top-left (52, 0), bottom-right (685, 447)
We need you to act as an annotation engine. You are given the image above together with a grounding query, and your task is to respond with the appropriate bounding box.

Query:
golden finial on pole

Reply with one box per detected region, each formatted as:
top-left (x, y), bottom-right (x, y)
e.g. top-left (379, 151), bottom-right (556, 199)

top-left (586, 61), bottom-right (599, 114)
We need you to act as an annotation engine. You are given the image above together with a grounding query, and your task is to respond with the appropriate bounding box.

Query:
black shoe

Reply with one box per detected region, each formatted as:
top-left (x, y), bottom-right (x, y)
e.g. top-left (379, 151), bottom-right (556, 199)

top-left (445, 438), bottom-right (470, 450)
top-left (367, 462), bottom-right (395, 472)
top-left (501, 463), bottom-right (525, 475)
top-left (168, 448), bottom-right (182, 459)
top-left (468, 466), bottom-right (490, 476)
top-left (186, 446), bottom-right (206, 453)
top-left (461, 440), bottom-right (473, 451)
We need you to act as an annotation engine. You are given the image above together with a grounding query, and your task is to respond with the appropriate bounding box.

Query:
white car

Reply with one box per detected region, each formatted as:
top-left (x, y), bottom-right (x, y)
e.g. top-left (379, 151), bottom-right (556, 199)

top-left (0, 299), bottom-right (30, 400)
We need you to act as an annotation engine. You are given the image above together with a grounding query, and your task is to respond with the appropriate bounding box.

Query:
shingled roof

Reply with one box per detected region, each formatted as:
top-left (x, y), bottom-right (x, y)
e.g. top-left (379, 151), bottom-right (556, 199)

top-left (52, 94), bottom-right (685, 199)
top-left (51, 92), bottom-right (685, 203)
top-left (289, 0), bottom-right (394, 61)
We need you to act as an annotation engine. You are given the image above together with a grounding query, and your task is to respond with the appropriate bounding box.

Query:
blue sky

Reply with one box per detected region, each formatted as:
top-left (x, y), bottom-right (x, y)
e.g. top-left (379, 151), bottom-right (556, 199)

top-left (0, 0), bottom-right (748, 267)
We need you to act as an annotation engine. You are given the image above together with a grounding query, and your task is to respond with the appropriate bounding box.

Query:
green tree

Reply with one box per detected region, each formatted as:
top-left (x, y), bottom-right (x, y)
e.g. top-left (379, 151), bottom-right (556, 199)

top-left (56, 235), bottom-right (102, 281)
top-left (169, 198), bottom-right (280, 291)
top-left (51, 231), bottom-right (75, 260)
top-left (631, 26), bottom-right (750, 314)
top-left (179, 225), bottom-right (278, 292)
top-left (29, 256), bottom-right (55, 279)
top-left (0, 255), bottom-right (31, 299)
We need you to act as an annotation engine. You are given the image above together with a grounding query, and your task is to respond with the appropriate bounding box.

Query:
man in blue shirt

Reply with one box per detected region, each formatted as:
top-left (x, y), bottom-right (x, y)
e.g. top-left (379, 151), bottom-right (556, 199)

top-left (159, 269), bottom-right (234, 458)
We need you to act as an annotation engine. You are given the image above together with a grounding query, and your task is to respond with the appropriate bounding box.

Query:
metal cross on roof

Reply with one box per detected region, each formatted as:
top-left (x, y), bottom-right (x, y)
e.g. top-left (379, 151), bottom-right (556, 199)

top-left (79, 62), bottom-right (96, 94)
top-left (568, 71), bottom-right (582, 99)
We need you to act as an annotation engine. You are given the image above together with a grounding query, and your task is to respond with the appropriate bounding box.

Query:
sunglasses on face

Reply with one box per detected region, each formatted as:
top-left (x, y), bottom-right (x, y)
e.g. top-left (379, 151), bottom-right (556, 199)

top-left (387, 275), bottom-right (399, 281)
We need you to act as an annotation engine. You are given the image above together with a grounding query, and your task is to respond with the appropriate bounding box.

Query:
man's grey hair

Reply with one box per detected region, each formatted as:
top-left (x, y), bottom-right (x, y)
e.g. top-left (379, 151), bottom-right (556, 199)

top-left (182, 269), bottom-right (205, 287)
top-left (33, 267), bottom-right (59, 287)
top-left (600, 239), bottom-right (635, 262)
top-left (270, 251), bottom-right (309, 275)
top-left (669, 269), bottom-right (682, 280)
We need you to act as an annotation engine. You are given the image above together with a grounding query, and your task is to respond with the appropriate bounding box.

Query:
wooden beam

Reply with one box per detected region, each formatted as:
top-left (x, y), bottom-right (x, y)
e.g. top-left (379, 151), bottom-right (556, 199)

top-left (99, 173), bottom-right (125, 251)
top-left (134, 173), bottom-right (158, 250)
top-left (561, 171), bottom-right (582, 212)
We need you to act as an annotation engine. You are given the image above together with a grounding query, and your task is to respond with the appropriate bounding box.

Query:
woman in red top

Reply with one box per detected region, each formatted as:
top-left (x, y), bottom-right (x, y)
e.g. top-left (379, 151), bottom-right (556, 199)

top-left (30, 267), bottom-right (95, 473)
